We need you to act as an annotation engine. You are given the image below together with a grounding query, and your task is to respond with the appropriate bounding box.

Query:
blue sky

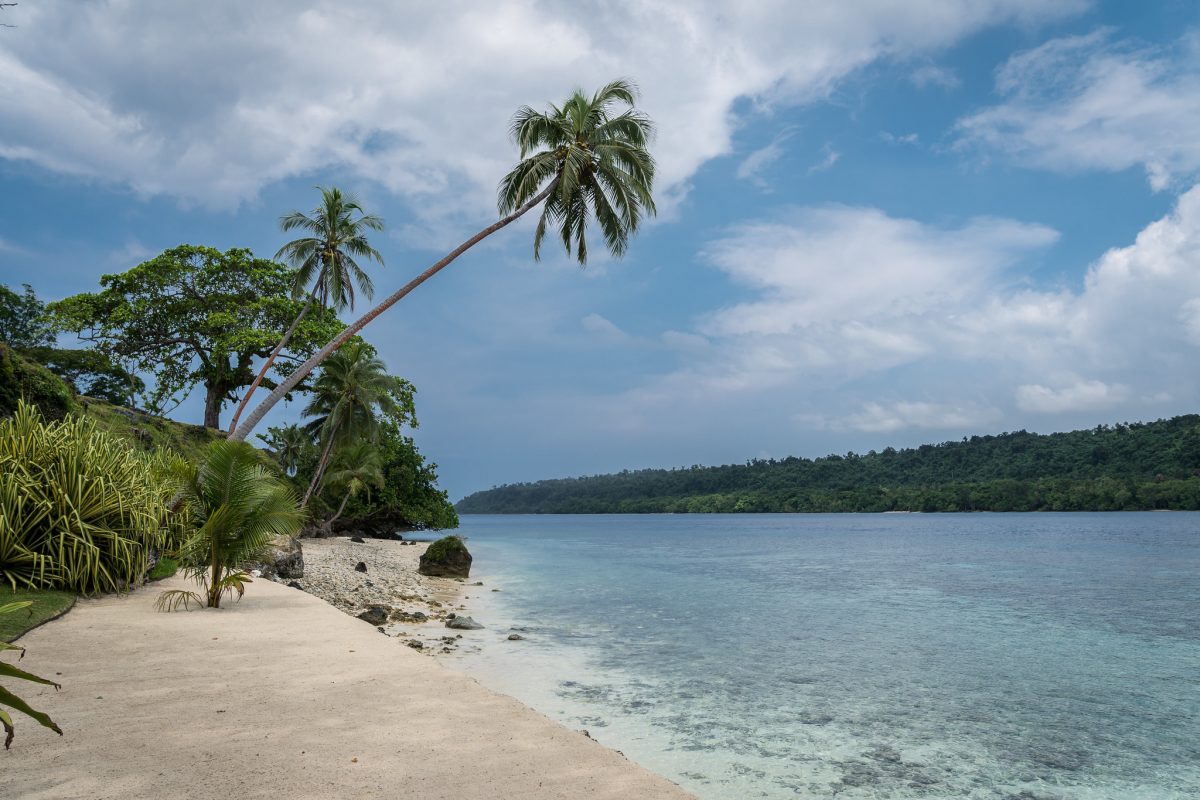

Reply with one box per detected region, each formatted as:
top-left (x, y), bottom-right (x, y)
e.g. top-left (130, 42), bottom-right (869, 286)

top-left (3, 1), bottom-right (1200, 500)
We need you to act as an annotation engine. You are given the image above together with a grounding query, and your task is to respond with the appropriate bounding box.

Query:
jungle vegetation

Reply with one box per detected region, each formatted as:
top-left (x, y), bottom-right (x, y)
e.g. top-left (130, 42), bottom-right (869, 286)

top-left (456, 415), bottom-right (1200, 514)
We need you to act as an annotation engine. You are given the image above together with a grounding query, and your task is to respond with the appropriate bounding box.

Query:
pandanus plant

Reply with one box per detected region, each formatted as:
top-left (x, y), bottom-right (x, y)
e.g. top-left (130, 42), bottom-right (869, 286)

top-left (227, 79), bottom-right (656, 443)
top-left (0, 601), bottom-right (63, 749)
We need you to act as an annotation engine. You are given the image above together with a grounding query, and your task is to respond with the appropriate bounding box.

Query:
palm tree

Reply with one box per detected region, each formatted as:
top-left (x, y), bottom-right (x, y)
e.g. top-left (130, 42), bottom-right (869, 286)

top-left (226, 187), bottom-right (384, 434)
top-left (228, 79), bottom-right (655, 443)
top-left (299, 341), bottom-right (411, 508)
top-left (258, 423), bottom-right (310, 476)
top-left (156, 440), bottom-right (303, 610)
top-left (322, 441), bottom-right (385, 524)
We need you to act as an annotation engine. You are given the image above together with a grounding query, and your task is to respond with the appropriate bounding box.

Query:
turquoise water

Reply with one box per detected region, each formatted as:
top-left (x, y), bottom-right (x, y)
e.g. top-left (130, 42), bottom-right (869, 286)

top-left (448, 513), bottom-right (1200, 799)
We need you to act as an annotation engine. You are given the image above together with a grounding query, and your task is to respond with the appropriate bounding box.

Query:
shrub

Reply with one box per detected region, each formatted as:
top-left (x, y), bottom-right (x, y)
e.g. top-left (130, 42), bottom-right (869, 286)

top-left (0, 401), bottom-right (185, 593)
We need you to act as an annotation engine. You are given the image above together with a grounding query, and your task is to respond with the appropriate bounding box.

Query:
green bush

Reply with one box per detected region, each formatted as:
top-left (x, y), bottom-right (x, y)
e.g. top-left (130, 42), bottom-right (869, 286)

top-left (0, 401), bottom-right (186, 593)
top-left (0, 343), bottom-right (76, 420)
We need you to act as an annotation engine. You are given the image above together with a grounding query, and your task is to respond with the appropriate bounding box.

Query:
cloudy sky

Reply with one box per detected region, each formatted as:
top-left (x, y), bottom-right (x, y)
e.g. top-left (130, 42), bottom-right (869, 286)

top-left (3, 1), bottom-right (1200, 500)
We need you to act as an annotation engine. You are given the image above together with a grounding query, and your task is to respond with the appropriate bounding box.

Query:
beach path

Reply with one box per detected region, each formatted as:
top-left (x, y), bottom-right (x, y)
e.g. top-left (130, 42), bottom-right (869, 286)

top-left (5, 575), bottom-right (693, 800)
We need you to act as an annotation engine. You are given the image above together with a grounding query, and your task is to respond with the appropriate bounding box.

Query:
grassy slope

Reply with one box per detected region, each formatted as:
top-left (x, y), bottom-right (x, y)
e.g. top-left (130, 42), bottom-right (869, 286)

top-left (0, 588), bottom-right (76, 643)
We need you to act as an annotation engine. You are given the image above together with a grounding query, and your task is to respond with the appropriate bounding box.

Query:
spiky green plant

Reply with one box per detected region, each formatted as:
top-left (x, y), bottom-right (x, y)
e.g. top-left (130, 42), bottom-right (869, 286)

top-left (157, 440), bottom-right (303, 610)
top-left (0, 401), bottom-right (184, 593)
top-left (0, 600), bottom-right (63, 749)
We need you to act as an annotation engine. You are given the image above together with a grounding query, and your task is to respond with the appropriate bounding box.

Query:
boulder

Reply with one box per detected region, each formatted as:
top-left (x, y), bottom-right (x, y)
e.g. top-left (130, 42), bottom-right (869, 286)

top-left (446, 615), bottom-right (484, 630)
top-left (418, 535), bottom-right (473, 578)
top-left (507, 633), bottom-right (524, 641)
top-left (357, 606), bottom-right (390, 626)
top-left (245, 534), bottom-right (304, 580)
top-left (349, 536), bottom-right (365, 544)
top-left (354, 561), bottom-right (368, 573)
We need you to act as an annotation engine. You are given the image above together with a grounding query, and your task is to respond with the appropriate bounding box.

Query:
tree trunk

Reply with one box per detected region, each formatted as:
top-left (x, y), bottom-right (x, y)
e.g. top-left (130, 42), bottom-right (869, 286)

top-left (229, 179), bottom-right (559, 443)
top-left (208, 545), bottom-right (222, 609)
top-left (227, 288), bottom-right (318, 434)
top-left (203, 382), bottom-right (224, 430)
top-left (301, 434), bottom-right (337, 508)
top-left (328, 491), bottom-right (352, 524)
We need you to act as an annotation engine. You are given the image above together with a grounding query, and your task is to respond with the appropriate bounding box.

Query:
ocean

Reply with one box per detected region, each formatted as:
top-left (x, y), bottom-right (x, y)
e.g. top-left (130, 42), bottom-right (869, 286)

top-left (445, 513), bottom-right (1200, 799)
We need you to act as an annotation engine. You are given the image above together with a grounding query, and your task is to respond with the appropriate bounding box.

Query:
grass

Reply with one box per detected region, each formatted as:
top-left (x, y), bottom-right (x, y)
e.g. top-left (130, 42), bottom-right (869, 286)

top-left (0, 587), bottom-right (76, 643)
top-left (147, 557), bottom-right (179, 581)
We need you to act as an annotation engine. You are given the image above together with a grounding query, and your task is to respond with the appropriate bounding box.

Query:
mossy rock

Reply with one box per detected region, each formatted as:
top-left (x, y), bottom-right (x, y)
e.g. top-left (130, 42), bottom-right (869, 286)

top-left (418, 535), bottom-right (472, 578)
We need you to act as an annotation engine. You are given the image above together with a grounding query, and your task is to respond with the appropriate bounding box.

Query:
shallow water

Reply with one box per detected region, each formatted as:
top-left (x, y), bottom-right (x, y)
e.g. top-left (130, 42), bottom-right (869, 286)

top-left (447, 513), bottom-right (1200, 799)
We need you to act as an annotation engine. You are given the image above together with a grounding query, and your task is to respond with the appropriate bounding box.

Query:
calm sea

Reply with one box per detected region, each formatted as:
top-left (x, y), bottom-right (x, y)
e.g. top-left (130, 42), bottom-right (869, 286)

top-left (446, 513), bottom-right (1200, 799)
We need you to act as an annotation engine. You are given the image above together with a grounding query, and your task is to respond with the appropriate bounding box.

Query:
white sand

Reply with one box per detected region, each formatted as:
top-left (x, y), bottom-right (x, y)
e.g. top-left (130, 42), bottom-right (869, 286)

top-left (5, 574), bottom-right (694, 800)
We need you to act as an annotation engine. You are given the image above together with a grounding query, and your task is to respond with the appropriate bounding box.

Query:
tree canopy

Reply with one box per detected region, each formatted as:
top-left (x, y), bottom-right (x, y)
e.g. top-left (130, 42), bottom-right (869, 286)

top-left (48, 245), bottom-right (344, 428)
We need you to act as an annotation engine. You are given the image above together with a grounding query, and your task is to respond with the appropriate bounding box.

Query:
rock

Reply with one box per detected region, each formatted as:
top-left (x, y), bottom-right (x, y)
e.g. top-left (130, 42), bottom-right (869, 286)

top-left (491, 588), bottom-right (501, 592)
top-left (350, 536), bottom-right (365, 544)
top-left (418, 535), bottom-right (472, 578)
top-left (390, 609), bottom-right (429, 623)
top-left (472, 581), bottom-right (484, 586)
top-left (286, 581), bottom-right (303, 590)
top-left (245, 534), bottom-right (304, 579)
top-left (405, 639), bottom-right (424, 650)
top-left (446, 615), bottom-right (484, 630)
top-left (507, 633), bottom-right (524, 641)
top-left (354, 561), bottom-right (368, 573)
top-left (356, 606), bottom-right (390, 626)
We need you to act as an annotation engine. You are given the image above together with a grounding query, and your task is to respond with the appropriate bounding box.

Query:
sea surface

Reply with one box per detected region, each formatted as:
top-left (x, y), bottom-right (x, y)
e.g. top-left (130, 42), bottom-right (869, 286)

top-left (446, 513), bottom-right (1200, 800)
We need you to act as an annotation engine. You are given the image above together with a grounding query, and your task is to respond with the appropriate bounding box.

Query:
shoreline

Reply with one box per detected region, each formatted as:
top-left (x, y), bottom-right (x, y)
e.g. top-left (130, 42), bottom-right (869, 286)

top-left (7, 565), bottom-right (694, 799)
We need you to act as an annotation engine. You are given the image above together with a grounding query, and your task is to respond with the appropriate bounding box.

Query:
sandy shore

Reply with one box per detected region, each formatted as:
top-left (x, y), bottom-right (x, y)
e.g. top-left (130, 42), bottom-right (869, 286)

top-left (5, 570), bottom-right (694, 799)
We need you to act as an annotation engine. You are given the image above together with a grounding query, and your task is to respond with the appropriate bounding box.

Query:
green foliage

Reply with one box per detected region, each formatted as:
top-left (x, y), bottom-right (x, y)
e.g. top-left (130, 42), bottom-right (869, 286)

top-left (458, 416), bottom-right (1200, 514)
top-left (0, 402), bottom-right (185, 593)
top-left (0, 283), bottom-right (56, 350)
top-left (146, 557), bottom-right (179, 582)
top-left (0, 601), bottom-right (63, 749)
top-left (0, 343), bottom-right (77, 420)
top-left (47, 245), bottom-right (344, 427)
top-left (80, 396), bottom-right (226, 466)
top-left (158, 440), bottom-right (303, 610)
top-left (424, 534), bottom-right (469, 563)
top-left (20, 346), bottom-right (144, 405)
top-left (499, 78), bottom-right (656, 265)
top-left (257, 423), bottom-right (313, 476)
top-left (276, 186), bottom-right (384, 311)
top-left (0, 588), bottom-right (75, 643)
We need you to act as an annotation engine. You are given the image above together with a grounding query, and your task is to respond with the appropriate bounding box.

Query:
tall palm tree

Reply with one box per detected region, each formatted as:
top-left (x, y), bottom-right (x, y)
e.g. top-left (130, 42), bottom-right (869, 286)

top-left (299, 342), bottom-right (409, 508)
top-left (260, 423), bottom-right (310, 477)
top-left (226, 187), bottom-right (384, 434)
top-left (229, 79), bottom-right (655, 443)
top-left (156, 440), bottom-right (303, 610)
top-left (322, 441), bottom-right (385, 524)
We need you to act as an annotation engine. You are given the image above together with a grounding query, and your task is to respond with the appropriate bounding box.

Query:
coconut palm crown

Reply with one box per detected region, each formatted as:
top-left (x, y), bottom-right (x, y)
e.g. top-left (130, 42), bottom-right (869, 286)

top-left (276, 186), bottom-right (384, 311)
top-left (499, 79), bottom-right (656, 266)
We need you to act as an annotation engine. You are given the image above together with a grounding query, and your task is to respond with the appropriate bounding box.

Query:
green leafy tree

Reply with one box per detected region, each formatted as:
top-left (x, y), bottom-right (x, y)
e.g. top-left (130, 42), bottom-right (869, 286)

top-left (48, 245), bottom-right (344, 429)
top-left (300, 341), bottom-right (414, 507)
top-left (257, 423), bottom-right (312, 477)
top-left (157, 440), bottom-right (303, 610)
top-left (228, 188), bottom-right (384, 433)
top-left (0, 283), bottom-right (55, 349)
top-left (229, 79), bottom-right (656, 442)
top-left (19, 347), bottom-right (144, 405)
top-left (0, 600), bottom-right (63, 750)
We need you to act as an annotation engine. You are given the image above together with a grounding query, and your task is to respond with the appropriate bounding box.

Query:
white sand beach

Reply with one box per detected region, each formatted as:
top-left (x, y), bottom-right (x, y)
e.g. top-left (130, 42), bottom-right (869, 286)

top-left (5, 566), bottom-right (693, 800)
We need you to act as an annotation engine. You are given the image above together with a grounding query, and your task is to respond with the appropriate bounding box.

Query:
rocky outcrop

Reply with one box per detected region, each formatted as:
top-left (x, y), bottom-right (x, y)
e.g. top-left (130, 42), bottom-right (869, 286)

top-left (246, 534), bottom-right (304, 579)
top-left (418, 535), bottom-right (472, 578)
top-left (356, 606), bottom-right (390, 626)
top-left (446, 614), bottom-right (483, 630)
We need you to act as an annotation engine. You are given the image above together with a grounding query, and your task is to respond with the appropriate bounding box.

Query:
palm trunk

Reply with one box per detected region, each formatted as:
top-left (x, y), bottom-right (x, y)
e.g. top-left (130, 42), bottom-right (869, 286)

top-left (208, 545), bottom-right (222, 608)
top-left (301, 434), bottom-right (337, 508)
top-left (227, 288), bottom-right (318, 434)
top-left (328, 492), bottom-right (352, 524)
top-left (230, 179), bottom-right (559, 443)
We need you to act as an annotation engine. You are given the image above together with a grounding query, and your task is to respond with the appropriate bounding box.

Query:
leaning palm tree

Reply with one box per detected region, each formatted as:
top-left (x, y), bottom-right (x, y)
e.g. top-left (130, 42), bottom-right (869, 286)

top-left (156, 441), bottom-right (303, 610)
top-left (321, 441), bottom-right (385, 524)
top-left (300, 341), bottom-right (411, 508)
top-left (229, 79), bottom-right (655, 443)
top-left (226, 187), bottom-right (384, 434)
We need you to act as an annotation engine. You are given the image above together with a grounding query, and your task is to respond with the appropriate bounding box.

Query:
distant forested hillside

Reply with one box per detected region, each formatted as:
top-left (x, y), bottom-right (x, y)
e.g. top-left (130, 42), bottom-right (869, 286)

top-left (457, 416), bottom-right (1200, 513)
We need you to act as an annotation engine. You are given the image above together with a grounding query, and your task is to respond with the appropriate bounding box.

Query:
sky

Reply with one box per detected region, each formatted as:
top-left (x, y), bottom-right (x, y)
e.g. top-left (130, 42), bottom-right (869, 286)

top-left (3, 1), bottom-right (1200, 501)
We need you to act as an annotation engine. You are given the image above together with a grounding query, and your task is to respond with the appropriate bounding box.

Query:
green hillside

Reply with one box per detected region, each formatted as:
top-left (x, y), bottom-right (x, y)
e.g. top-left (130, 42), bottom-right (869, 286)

top-left (457, 415), bottom-right (1200, 513)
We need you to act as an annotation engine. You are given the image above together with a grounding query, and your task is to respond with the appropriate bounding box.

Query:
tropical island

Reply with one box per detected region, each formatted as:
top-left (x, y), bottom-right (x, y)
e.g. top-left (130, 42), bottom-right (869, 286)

top-left (457, 415), bottom-right (1200, 514)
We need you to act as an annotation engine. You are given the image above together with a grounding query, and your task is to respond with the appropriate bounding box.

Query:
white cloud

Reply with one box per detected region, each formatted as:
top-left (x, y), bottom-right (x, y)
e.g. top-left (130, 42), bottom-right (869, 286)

top-left (839, 401), bottom-right (1001, 432)
top-left (736, 129), bottom-right (796, 189)
top-left (956, 29), bottom-right (1200, 189)
top-left (910, 63), bottom-right (961, 90)
top-left (808, 143), bottom-right (840, 174)
top-left (0, 0), bottom-right (1086, 213)
top-left (581, 312), bottom-right (631, 342)
top-left (1014, 379), bottom-right (1127, 413)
